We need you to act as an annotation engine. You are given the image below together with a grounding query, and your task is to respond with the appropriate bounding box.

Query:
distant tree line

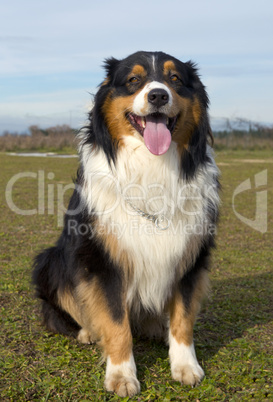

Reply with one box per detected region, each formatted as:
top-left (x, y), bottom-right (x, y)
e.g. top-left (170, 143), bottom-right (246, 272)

top-left (0, 125), bottom-right (78, 152)
top-left (212, 118), bottom-right (273, 149)
top-left (28, 125), bottom-right (77, 138)
top-left (0, 119), bottom-right (272, 152)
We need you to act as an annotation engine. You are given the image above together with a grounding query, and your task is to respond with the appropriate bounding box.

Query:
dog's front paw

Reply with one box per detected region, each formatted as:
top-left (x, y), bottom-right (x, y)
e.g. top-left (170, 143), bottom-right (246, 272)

top-left (105, 373), bottom-right (140, 397)
top-left (105, 354), bottom-right (140, 397)
top-left (171, 362), bottom-right (204, 386)
top-left (169, 337), bottom-right (204, 387)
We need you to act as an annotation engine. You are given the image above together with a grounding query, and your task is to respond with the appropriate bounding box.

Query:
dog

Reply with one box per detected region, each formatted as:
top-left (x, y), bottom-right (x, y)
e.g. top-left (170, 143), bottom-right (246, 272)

top-left (33, 51), bottom-right (220, 397)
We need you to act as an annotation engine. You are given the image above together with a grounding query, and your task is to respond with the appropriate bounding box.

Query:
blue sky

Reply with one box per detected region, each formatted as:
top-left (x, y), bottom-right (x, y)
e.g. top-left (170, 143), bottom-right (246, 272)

top-left (0, 0), bottom-right (272, 133)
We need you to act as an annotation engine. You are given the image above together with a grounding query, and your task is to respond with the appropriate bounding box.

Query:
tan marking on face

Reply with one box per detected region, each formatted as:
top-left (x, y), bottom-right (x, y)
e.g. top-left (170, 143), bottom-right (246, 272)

top-left (163, 60), bottom-right (177, 75)
top-left (192, 97), bottom-right (201, 125)
top-left (101, 75), bottom-right (203, 150)
top-left (130, 64), bottom-right (146, 77)
top-left (141, 93), bottom-right (148, 116)
top-left (76, 278), bottom-right (132, 365)
top-left (169, 269), bottom-right (209, 346)
top-left (102, 93), bottom-right (138, 145)
top-left (171, 96), bottom-right (202, 154)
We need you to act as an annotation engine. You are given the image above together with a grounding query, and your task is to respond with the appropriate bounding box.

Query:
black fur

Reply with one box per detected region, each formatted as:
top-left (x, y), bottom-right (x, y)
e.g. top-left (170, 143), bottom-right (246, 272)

top-left (179, 244), bottom-right (211, 312)
top-left (83, 88), bottom-right (118, 164)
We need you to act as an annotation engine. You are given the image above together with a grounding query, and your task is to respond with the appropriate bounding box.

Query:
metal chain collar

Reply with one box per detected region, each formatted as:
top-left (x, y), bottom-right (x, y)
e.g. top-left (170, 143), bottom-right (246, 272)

top-left (124, 197), bottom-right (170, 231)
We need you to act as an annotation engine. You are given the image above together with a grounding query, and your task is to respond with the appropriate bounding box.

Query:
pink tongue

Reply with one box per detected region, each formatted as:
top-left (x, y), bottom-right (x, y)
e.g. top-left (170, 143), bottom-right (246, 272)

top-left (143, 115), bottom-right (171, 155)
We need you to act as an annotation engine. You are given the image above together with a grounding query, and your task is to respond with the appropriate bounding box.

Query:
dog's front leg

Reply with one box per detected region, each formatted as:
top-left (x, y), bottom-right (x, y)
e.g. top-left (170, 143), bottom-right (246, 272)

top-left (76, 279), bottom-right (140, 397)
top-left (103, 310), bottom-right (140, 397)
top-left (168, 267), bottom-right (209, 386)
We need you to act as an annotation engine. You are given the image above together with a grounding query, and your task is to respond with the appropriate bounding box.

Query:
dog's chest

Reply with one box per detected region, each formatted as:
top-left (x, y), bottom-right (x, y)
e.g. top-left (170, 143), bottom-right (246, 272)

top-left (82, 141), bottom-right (219, 313)
top-left (105, 177), bottom-right (206, 313)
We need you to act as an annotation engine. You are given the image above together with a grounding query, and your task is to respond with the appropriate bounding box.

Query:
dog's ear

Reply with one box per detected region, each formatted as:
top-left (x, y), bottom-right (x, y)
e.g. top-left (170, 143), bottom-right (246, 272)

top-left (83, 58), bottom-right (121, 165)
top-left (181, 112), bottom-right (212, 180)
top-left (181, 62), bottom-right (212, 180)
top-left (104, 57), bottom-right (119, 76)
top-left (86, 84), bottom-right (117, 165)
top-left (101, 57), bottom-right (120, 86)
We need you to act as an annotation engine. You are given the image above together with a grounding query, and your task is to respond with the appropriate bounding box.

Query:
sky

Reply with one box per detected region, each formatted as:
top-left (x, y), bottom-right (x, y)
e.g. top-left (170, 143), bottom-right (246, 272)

top-left (0, 0), bottom-right (273, 134)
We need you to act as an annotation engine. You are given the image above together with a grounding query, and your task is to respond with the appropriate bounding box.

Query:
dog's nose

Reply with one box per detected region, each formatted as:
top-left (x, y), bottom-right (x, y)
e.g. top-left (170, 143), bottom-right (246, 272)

top-left (148, 88), bottom-right (169, 108)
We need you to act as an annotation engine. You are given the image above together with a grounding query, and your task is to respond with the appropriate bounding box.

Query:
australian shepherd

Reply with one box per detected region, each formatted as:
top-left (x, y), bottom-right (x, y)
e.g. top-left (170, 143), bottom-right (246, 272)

top-left (33, 51), bottom-right (220, 397)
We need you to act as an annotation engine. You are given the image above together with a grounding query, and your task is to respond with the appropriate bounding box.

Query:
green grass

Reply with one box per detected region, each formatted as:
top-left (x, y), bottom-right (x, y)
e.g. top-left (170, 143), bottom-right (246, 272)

top-left (1, 150), bottom-right (272, 401)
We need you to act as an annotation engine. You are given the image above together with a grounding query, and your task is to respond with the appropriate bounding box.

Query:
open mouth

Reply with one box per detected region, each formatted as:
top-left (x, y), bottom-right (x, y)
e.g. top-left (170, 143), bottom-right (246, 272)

top-left (127, 112), bottom-right (178, 155)
top-left (128, 113), bottom-right (177, 136)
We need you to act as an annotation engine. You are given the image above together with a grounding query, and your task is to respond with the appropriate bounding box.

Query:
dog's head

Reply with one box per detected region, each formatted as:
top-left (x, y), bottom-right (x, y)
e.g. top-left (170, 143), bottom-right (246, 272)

top-left (85, 51), bottom-right (212, 178)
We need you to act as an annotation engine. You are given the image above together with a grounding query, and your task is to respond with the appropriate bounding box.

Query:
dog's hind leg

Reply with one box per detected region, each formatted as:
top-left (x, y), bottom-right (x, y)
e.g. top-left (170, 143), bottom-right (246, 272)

top-left (32, 246), bottom-right (82, 338)
top-left (40, 298), bottom-right (81, 337)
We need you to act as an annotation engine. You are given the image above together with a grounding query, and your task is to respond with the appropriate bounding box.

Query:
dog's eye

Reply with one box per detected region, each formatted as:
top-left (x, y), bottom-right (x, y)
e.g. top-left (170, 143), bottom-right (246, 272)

top-left (129, 76), bottom-right (140, 84)
top-left (170, 74), bottom-right (180, 82)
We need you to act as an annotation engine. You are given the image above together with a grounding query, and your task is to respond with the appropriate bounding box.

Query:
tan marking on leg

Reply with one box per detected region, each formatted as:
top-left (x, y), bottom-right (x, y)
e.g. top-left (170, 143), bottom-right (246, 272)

top-left (75, 278), bottom-right (139, 396)
top-left (76, 278), bottom-right (132, 365)
top-left (169, 290), bottom-right (193, 346)
top-left (57, 289), bottom-right (83, 327)
top-left (168, 270), bottom-right (208, 386)
top-left (169, 269), bottom-right (209, 345)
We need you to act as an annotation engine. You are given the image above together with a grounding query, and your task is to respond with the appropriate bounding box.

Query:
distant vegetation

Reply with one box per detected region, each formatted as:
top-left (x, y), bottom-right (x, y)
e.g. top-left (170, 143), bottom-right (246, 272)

top-left (0, 119), bottom-right (273, 153)
top-left (213, 118), bottom-right (273, 150)
top-left (0, 125), bottom-right (78, 153)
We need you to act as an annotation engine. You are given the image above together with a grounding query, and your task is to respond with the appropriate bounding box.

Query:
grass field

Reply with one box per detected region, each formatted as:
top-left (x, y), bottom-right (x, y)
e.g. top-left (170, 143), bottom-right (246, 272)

top-left (1, 150), bottom-right (272, 401)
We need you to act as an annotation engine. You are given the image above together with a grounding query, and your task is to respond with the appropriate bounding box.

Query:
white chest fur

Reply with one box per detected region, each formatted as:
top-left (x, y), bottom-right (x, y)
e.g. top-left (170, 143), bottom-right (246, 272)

top-left (80, 137), bottom-right (219, 314)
